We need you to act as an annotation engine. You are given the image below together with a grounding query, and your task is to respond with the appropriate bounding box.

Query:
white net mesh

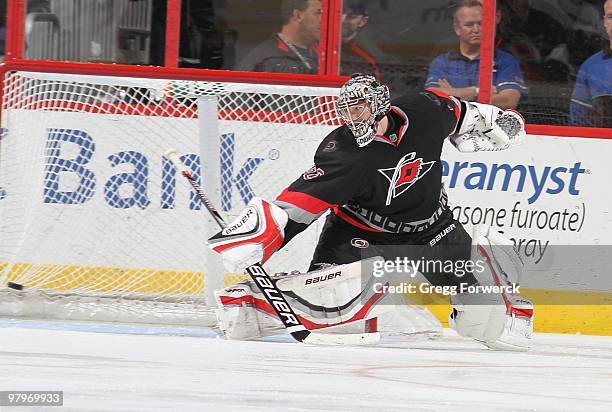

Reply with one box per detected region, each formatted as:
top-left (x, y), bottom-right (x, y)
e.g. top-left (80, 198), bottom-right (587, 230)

top-left (0, 69), bottom-right (441, 335)
top-left (0, 70), bottom-right (339, 325)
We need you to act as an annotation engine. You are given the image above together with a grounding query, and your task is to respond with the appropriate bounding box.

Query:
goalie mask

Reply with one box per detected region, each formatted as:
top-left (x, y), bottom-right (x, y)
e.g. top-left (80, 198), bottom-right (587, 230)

top-left (335, 74), bottom-right (391, 147)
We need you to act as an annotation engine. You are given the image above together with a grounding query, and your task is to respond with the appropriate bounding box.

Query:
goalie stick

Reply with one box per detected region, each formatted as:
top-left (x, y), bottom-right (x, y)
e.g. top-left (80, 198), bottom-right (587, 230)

top-left (164, 149), bottom-right (380, 346)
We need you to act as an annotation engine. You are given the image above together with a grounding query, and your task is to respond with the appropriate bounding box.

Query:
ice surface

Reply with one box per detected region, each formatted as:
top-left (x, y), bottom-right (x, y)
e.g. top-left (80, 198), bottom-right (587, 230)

top-left (1, 319), bottom-right (612, 411)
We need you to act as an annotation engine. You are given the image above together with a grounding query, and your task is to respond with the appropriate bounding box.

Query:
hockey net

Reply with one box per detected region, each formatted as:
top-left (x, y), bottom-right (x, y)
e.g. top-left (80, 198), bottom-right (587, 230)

top-left (0, 65), bottom-right (441, 336)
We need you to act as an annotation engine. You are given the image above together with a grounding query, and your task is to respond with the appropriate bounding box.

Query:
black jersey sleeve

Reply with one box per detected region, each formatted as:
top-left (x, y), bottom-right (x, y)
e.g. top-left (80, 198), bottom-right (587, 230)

top-left (274, 130), bottom-right (366, 242)
top-left (419, 89), bottom-right (466, 136)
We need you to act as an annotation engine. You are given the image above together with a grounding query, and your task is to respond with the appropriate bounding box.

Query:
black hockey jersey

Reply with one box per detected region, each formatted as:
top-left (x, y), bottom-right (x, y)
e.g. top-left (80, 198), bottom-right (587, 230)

top-left (275, 90), bottom-right (462, 240)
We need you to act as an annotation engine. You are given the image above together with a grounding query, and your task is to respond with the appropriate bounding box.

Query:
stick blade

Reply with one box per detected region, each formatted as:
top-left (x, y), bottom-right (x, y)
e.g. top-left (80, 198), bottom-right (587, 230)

top-left (303, 332), bottom-right (381, 346)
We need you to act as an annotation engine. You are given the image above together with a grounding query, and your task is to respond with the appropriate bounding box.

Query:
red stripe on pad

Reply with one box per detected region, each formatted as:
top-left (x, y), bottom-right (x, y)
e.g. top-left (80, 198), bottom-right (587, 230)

top-left (365, 318), bottom-right (378, 333)
top-left (510, 307), bottom-right (534, 319)
top-left (477, 245), bottom-right (533, 320)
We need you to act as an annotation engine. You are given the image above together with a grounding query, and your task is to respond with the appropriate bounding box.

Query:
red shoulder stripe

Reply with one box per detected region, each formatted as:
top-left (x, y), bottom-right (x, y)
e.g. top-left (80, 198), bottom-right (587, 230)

top-left (276, 189), bottom-right (334, 214)
top-left (425, 88), bottom-right (451, 99)
top-left (425, 88), bottom-right (461, 122)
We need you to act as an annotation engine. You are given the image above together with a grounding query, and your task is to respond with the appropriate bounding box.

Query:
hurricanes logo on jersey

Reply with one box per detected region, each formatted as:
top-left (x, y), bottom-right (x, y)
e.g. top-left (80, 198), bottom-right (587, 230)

top-left (378, 152), bottom-right (435, 206)
top-left (303, 166), bottom-right (325, 180)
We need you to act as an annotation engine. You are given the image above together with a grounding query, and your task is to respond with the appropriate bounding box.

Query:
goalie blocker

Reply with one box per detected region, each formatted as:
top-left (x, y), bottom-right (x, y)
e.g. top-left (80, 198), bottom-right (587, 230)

top-left (207, 197), bottom-right (288, 274)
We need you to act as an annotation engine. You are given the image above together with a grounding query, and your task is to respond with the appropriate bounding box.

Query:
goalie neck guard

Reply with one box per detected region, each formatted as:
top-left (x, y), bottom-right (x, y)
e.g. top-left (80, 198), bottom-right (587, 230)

top-left (335, 74), bottom-right (391, 147)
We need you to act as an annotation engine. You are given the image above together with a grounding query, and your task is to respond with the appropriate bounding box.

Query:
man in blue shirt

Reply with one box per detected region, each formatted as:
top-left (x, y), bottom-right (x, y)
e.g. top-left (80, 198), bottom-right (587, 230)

top-left (570, 0), bottom-right (612, 127)
top-left (426, 0), bottom-right (527, 110)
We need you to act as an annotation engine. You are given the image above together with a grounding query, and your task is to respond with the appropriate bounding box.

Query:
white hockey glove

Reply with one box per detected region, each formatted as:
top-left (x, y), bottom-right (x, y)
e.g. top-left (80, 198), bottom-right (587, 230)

top-left (450, 102), bottom-right (526, 152)
top-left (207, 197), bottom-right (288, 273)
top-left (449, 225), bottom-right (534, 351)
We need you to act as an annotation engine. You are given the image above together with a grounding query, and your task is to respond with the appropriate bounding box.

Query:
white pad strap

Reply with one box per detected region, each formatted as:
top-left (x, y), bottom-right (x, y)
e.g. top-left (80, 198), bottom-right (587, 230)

top-left (207, 197), bottom-right (288, 273)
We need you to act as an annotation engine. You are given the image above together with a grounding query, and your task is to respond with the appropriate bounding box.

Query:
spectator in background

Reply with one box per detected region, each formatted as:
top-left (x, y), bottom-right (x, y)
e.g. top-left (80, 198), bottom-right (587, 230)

top-left (149, 0), bottom-right (166, 66)
top-left (570, 0), bottom-right (612, 127)
top-left (340, 0), bottom-right (381, 79)
top-left (179, 0), bottom-right (226, 69)
top-left (496, 0), bottom-right (601, 83)
top-left (426, 0), bottom-right (527, 109)
top-left (496, 0), bottom-right (551, 81)
top-left (531, 0), bottom-right (605, 74)
top-left (237, 0), bottom-right (321, 74)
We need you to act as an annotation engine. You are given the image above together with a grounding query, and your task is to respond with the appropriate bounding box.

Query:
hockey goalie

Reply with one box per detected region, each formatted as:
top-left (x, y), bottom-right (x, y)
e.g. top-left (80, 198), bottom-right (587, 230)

top-left (208, 74), bottom-right (534, 350)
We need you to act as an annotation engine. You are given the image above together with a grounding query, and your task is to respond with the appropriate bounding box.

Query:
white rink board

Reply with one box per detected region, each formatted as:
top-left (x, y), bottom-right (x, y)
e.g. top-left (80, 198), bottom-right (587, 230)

top-left (442, 136), bottom-right (605, 244)
top-left (1, 106), bottom-right (611, 285)
top-left (0, 110), bottom-right (204, 270)
top-left (441, 135), bottom-right (612, 290)
top-left (0, 109), bottom-right (334, 274)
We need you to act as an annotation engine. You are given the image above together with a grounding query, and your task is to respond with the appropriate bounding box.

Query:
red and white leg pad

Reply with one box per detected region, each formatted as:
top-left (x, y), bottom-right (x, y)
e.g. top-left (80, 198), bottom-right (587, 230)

top-left (449, 225), bottom-right (534, 351)
top-left (449, 292), bottom-right (534, 351)
top-left (214, 258), bottom-right (391, 340)
top-left (214, 257), bottom-right (443, 341)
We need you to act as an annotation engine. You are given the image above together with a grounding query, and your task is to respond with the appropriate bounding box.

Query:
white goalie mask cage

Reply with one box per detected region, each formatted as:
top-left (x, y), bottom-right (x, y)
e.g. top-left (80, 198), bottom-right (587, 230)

top-left (335, 74), bottom-right (391, 147)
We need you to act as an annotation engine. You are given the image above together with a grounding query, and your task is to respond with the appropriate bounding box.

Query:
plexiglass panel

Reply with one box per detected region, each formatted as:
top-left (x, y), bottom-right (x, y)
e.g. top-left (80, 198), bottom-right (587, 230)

top-left (23, 0), bottom-right (159, 64)
top-left (496, 0), bottom-right (610, 126)
top-left (337, 1), bottom-right (492, 100)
